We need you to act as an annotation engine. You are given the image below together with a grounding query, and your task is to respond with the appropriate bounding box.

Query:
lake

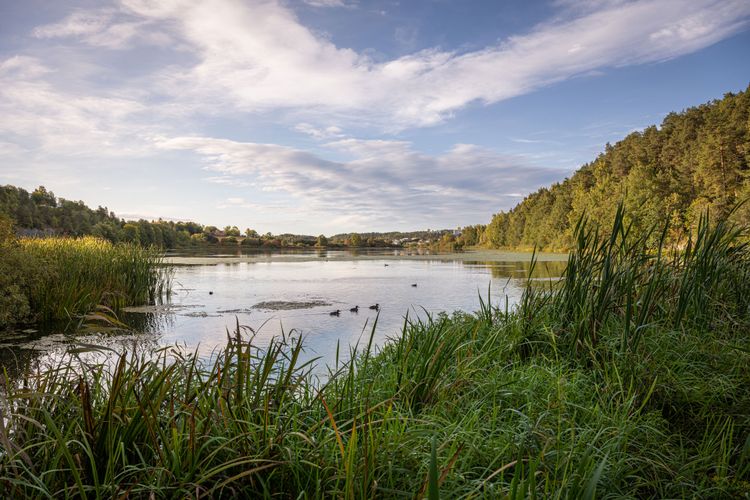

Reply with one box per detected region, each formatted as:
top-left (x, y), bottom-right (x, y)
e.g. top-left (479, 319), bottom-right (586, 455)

top-left (0, 249), bottom-right (566, 375)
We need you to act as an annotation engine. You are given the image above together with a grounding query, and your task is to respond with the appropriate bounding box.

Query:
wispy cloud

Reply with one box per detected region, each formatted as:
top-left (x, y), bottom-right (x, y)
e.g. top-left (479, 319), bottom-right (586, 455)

top-left (0, 55), bottom-right (152, 156)
top-left (217, 197), bottom-right (289, 211)
top-left (294, 123), bottom-right (345, 139)
top-left (156, 135), bottom-right (567, 231)
top-left (115, 0), bottom-right (750, 128)
top-left (32, 9), bottom-right (172, 49)
top-left (8, 0), bottom-right (749, 140)
top-left (301, 0), bottom-right (350, 8)
top-left (1, 0), bottom-right (748, 230)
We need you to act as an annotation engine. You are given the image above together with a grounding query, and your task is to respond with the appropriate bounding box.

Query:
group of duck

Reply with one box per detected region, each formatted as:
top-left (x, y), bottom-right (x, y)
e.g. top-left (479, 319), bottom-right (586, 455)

top-left (330, 304), bottom-right (379, 316)
top-left (329, 282), bottom-right (418, 316)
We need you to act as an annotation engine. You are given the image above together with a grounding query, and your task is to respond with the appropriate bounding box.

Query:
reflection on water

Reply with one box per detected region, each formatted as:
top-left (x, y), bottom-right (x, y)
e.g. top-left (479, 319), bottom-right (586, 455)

top-left (0, 252), bottom-right (565, 377)
top-left (464, 260), bottom-right (567, 280)
top-left (166, 246), bottom-right (442, 259)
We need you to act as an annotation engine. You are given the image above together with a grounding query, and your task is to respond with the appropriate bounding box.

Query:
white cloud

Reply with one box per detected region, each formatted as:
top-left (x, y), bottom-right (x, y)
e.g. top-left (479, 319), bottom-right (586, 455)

top-left (157, 135), bottom-right (567, 230)
top-left (8, 0), bottom-right (749, 148)
top-left (32, 8), bottom-right (173, 49)
top-left (0, 56), bottom-right (152, 156)
top-left (33, 11), bottom-right (115, 39)
top-left (116, 0), bottom-right (750, 128)
top-left (301, 0), bottom-right (349, 7)
top-left (294, 123), bottom-right (345, 139)
top-left (216, 197), bottom-right (288, 210)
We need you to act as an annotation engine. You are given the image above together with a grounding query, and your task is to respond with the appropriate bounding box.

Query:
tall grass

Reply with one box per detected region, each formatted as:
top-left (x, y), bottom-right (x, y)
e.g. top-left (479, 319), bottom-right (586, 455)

top-left (0, 210), bottom-right (749, 497)
top-left (15, 236), bottom-right (172, 323)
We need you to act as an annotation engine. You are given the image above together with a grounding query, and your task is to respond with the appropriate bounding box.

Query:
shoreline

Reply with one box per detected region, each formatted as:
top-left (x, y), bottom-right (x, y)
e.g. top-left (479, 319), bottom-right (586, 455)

top-left (164, 249), bottom-right (569, 266)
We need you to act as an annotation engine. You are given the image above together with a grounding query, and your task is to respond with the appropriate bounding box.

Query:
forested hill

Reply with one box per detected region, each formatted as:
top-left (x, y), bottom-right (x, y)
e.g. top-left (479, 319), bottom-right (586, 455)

top-left (482, 86), bottom-right (750, 251)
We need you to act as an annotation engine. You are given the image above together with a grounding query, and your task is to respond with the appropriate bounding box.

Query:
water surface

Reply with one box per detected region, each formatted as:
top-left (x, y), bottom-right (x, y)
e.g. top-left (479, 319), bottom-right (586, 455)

top-left (1, 249), bottom-right (566, 374)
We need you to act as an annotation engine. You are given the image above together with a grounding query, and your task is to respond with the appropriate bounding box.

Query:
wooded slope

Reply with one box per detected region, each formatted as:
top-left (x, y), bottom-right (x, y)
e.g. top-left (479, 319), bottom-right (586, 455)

top-left (483, 86), bottom-right (750, 250)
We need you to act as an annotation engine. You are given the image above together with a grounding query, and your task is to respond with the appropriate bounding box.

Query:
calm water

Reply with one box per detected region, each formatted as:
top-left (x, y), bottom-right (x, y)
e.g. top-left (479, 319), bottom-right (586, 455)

top-left (0, 250), bottom-right (565, 374)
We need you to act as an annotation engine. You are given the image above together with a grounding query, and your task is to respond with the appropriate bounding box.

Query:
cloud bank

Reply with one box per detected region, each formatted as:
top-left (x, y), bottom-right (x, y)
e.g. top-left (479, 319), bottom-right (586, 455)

top-left (157, 135), bottom-right (582, 229)
top-left (35, 0), bottom-right (748, 127)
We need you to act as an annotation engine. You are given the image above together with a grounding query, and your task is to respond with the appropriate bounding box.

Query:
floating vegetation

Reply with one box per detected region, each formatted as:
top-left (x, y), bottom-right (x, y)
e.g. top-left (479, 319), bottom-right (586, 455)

top-left (252, 299), bottom-right (331, 310)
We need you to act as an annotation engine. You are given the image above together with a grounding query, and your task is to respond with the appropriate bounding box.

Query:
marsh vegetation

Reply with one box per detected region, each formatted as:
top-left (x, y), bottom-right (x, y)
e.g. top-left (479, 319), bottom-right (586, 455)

top-left (1, 209), bottom-right (748, 498)
top-left (0, 220), bottom-right (172, 329)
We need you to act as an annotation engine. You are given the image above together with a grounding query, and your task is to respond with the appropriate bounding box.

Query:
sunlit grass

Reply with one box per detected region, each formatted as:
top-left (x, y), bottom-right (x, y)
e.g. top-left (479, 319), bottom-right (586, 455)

top-left (17, 236), bottom-right (172, 323)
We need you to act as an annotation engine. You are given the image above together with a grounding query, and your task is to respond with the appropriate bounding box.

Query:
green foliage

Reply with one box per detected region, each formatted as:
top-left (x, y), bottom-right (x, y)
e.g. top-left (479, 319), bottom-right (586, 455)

top-left (1, 208), bottom-right (749, 497)
top-left (0, 185), bottom-right (201, 249)
top-left (0, 213), bottom-right (14, 244)
top-left (485, 87), bottom-right (750, 250)
top-left (0, 237), bottom-right (172, 328)
top-left (224, 225), bottom-right (241, 237)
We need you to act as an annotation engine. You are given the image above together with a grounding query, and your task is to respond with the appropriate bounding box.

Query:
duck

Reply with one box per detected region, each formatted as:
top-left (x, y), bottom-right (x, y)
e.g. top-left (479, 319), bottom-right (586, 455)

top-left (209, 291), bottom-right (214, 295)
top-left (329, 310), bottom-right (340, 316)
top-left (411, 283), bottom-right (417, 287)
top-left (350, 305), bottom-right (359, 313)
top-left (369, 303), bottom-right (380, 311)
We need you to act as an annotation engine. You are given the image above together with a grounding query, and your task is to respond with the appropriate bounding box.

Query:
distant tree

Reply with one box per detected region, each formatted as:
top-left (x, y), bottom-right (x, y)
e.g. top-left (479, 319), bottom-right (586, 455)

top-left (224, 226), bottom-right (241, 237)
top-left (245, 228), bottom-right (259, 238)
top-left (460, 226), bottom-right (479, 246)
top-left (0, 213), bottom-right (14, 244)
top-left (349, 233), bottom-right (362, 247)
top-left (122, 223), bottom-right (140, 244)
top-left (31, 186), bottom-right (56, 207)
top-left (91, 222), bottom-right (119, 242)
top-left (316, 234), bottom-right (328, 247)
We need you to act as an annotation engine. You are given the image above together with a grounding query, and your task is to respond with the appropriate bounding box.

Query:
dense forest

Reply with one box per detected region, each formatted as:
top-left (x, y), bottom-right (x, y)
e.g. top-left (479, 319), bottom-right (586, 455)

top-left (0, 185), bottom-right (451, 249)
top-left (0, 185), bottom-right (217, 248)
top-left (482, 86), bottom-right (750, 250)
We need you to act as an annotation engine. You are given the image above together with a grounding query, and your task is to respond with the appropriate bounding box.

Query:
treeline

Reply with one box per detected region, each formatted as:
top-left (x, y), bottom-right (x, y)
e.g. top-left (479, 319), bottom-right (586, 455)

top-left (0, 185), bottom-right (400, 249)
top-left (483, 86), bottom-right (750, 250)
top-left (0, 185), bottom-right (302, 248)
top-left (0, 185), bottom-right (207, 247)
top-left (328, 226), bottom-right (487, 249)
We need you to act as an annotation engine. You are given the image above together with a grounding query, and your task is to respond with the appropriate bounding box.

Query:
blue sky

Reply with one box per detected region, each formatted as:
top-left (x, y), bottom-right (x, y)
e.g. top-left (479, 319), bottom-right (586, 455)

top-left (0, 0), bottom-right (748, 235)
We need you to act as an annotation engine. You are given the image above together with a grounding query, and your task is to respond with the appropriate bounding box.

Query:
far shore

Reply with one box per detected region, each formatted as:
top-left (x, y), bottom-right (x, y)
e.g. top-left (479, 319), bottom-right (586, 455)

top-left (164, 249), bottom-right (569, 266)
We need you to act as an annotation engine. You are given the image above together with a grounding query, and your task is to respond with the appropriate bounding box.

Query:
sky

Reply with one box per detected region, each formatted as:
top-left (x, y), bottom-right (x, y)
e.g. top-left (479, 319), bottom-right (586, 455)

top-left (0, 0), bottom-right (749, 235)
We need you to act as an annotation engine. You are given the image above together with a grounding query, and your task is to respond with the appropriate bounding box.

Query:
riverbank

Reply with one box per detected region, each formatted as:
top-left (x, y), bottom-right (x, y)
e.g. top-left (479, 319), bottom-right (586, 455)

top-left (1, 211), bottom-right (748, 497)
top-left (164, 248), bottom-right (569, 266)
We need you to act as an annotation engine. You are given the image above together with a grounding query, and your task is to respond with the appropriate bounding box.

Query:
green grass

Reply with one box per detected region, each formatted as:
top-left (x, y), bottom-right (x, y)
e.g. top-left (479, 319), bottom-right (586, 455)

top-left (0, 209), bottom-right (749, 498)
top-left (0, 236), bottom-right (172, 327)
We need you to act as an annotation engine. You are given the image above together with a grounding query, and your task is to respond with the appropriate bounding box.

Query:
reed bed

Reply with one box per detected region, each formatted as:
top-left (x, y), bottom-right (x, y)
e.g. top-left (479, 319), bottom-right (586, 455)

top-left (1, 211), bottom-right (749, 498)
top-left (13, 236), bottom-right (172, 324)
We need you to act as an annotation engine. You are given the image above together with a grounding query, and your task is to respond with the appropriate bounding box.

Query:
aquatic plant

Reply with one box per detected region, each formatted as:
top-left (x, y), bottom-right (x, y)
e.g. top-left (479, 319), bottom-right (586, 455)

top-left (0, 210), bottom-right (748, 497)
top-left (1, 236), bottom-right (171, 326)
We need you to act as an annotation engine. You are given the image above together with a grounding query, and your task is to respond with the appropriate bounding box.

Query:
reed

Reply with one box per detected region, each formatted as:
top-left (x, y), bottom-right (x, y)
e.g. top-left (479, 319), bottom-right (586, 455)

top-left (15, 236), bottom-right (172, 323)
top-left (0, 210), bottom-right (748, 498)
